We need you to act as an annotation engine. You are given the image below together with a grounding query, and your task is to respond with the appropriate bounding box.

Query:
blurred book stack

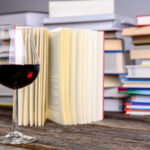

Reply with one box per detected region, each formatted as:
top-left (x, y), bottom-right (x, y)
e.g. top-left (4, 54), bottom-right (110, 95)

top-left (0, 1), bottom-right (48, 106)
top-left (0, 30), bottom-right (13, 106)
top-left (0, 0), bottom-right (48, 26)
top-left (119, 16), bottom-right (150, 115)
top-left (43, 0), bottom-right (136, 31)
top-left (104, 32), bottom-right (130, 112)
top-left (124, 95), bottom-right (150, 116)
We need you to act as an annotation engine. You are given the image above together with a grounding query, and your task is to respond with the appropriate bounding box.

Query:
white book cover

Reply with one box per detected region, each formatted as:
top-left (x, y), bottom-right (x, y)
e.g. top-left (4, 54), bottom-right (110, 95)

top-left (43, 14), bottom-right (136, 25)
top-left (104, 98), bottom-right (123, 112)
top-left (49, 0), bottom-right (115, 18)
top-left (126, 65), bottom-right (150, 78)
top-left (0, 13), bottom-right (47, 26)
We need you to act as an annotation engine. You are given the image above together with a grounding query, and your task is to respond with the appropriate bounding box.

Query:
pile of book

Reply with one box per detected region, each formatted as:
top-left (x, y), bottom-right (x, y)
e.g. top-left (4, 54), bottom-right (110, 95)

top-left (124, 95), bottom-right (150, 116)
top-left (104, 31), bottom-right (130, 112)
top-left (0, 30), bottom-right (13, 106)
top-left (119, 15), bottom-right (150, 116)
top-left (43, 0), bottom-right (136, 31)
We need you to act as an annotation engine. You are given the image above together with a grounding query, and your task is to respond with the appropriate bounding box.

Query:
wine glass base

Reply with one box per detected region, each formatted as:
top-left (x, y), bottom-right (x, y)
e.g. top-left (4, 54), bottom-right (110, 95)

top-left (0, 131), bottom-right (36, 144)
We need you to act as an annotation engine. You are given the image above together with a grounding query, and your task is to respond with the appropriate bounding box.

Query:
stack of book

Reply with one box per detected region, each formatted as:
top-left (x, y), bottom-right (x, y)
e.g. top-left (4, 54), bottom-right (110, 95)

top-left (124, 95), bottom-right (150, 116)
top-left (0, 2), bottom-right (48, 106)
top-left (104, 31), bottom-right (130, 112)
top-left (43, 0), bottom-right (136, 31)
top-left (119, 16), bottom-right (150, 115)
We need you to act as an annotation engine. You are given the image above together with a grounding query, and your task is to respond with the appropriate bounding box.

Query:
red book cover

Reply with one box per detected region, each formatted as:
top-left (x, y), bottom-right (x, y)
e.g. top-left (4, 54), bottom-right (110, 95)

top-left (102, 31), bottom-right (105, 120)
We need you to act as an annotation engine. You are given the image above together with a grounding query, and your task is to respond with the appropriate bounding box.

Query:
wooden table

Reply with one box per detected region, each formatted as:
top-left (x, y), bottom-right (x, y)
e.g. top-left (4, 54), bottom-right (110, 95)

top-left (0, 108), bottom-right (150, 150)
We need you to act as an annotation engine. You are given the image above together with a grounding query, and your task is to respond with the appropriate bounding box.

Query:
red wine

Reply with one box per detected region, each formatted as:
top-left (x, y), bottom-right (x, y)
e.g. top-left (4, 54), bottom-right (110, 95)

top-left (0, 64), bottom-right (39, 89)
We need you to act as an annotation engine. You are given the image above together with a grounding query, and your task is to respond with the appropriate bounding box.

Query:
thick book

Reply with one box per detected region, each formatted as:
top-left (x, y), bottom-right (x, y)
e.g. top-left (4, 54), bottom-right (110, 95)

top-left (49, 0), bottom-right (115, 18)
top-left (122, 26), bottom-right (150, 36)
top-left (43, 14), bottom-right (136, 25)
top-left (0, 96), bottom-right (12, 106)
top-left (134, 44), bottom-right (150, 50)
top-left (0, 13), bottom-right (47, 26)
top-left (140, 60), bottom-right (150, 66)
top-left (104, 87), bottom-right (128, 98)
top-left (48, 28), bottom-right (104, 125)
top-left (104, 75), bottom-right (120, 88)
top-left (18, 27), bottom-right (105, 126)
top-left (125, 111), bottom-right (150, 116)
top-left (104, 51), bottom-right (131, 74)
top-left (118, 87), bottom-right (150, 95)
top-left (44, 20), bottom-right (134, 31)
top-left (130, 49), bottom-right (150, 60)
top-left (121, 77), bottom-right (150, 88)
top-left (104, 39), bottom-right (123, 51)
top-left (105, 31), bottom-right (117, 39)
top-left (131, 95), bottom-right (150, 102)
top-left (49, 0), bottom-right (150, 18)
top-left (104, 98), bottom-right (123, 112)
top-left (127, 102), bottom-right (150, 106)
top-left (126, 65), bottom-right (150, 78)
top-left (132, 35), bottom-right (150, 44)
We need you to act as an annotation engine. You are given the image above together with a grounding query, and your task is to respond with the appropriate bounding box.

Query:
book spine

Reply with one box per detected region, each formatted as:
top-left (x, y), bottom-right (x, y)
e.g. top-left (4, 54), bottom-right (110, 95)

top-left (104, 50), bottom-right (124, 53)
top-left (131, 102), bottom-right (150, 105)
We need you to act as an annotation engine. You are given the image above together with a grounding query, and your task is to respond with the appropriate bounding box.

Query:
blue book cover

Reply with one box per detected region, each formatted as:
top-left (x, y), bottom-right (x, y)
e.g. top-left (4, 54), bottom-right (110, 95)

top-left (105, 73), bottom-right (127, 75)
top-left (104, 50), bottom-right (124, 53)
top-left (131, 102), bottom-right (150, 105)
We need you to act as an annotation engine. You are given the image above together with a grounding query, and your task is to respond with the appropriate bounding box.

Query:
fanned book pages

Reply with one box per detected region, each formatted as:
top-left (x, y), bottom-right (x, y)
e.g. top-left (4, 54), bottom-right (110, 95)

top-left (18, 27), bottom-right (49, 126)
top-left (17, 27), bottom-right (104, 126)
top-left (48, 28), bottom-right (104, 125)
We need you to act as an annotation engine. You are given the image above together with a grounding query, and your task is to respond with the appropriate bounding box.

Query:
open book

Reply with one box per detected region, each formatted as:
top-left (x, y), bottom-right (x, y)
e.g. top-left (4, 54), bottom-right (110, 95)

top-left (18, 27), bottom-right (104, 126)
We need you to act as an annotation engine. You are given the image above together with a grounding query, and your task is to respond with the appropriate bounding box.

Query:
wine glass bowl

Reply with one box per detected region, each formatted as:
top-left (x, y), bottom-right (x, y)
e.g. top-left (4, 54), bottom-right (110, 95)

top-left (0, 25), bottom-right (39, 144)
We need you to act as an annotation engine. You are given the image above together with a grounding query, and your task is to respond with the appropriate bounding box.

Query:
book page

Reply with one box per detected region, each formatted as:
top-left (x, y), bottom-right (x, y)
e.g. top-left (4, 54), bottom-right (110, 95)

top-left (76, 30), bottom-right (84, 124)
top-left (18, 27), bottom-right (25, 126)
top-left (82, 30), bottom-right (88, 124)
top-left (27, 28), bottom-right (34, 126)
top-left (60, 29), bottom-right (67, 124)
top-left (47, 29), bottom-right (64, 124)
top-left (42, 28), bottom-right (48, 126)
top-left (92, 32), bottom-right (99, 121)
top-left (96, 31), bottom-right (104, 120)
top-left (34, 28), bottom-right (40, 126)
top-left (64, 29), bottom-right (72, 124)
top-left (86, 30), bottom-right (93, 123)
top-left (23, 28), bottom-right (30, 126)
top-left (38, 28), bottom-right (44, 126)
top-left (70, 29), bottom-right (77, 125)
top-left (45, 32), bottom-right (51, 120)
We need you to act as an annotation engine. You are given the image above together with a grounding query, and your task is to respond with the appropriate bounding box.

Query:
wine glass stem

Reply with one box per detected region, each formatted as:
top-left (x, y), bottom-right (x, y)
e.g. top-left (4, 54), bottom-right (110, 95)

top-left (12, 90), bottom-right (18, 132)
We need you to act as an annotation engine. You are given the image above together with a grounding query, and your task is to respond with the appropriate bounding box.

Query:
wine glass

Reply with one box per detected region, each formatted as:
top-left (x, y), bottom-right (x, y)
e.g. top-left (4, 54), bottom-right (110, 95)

top-left (0, 25), bottom-right (39, 144)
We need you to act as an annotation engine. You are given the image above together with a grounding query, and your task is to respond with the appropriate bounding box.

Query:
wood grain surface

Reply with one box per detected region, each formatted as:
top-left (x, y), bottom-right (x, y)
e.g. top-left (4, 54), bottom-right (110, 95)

top-left (0, 108), bottom-right (150, 150)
